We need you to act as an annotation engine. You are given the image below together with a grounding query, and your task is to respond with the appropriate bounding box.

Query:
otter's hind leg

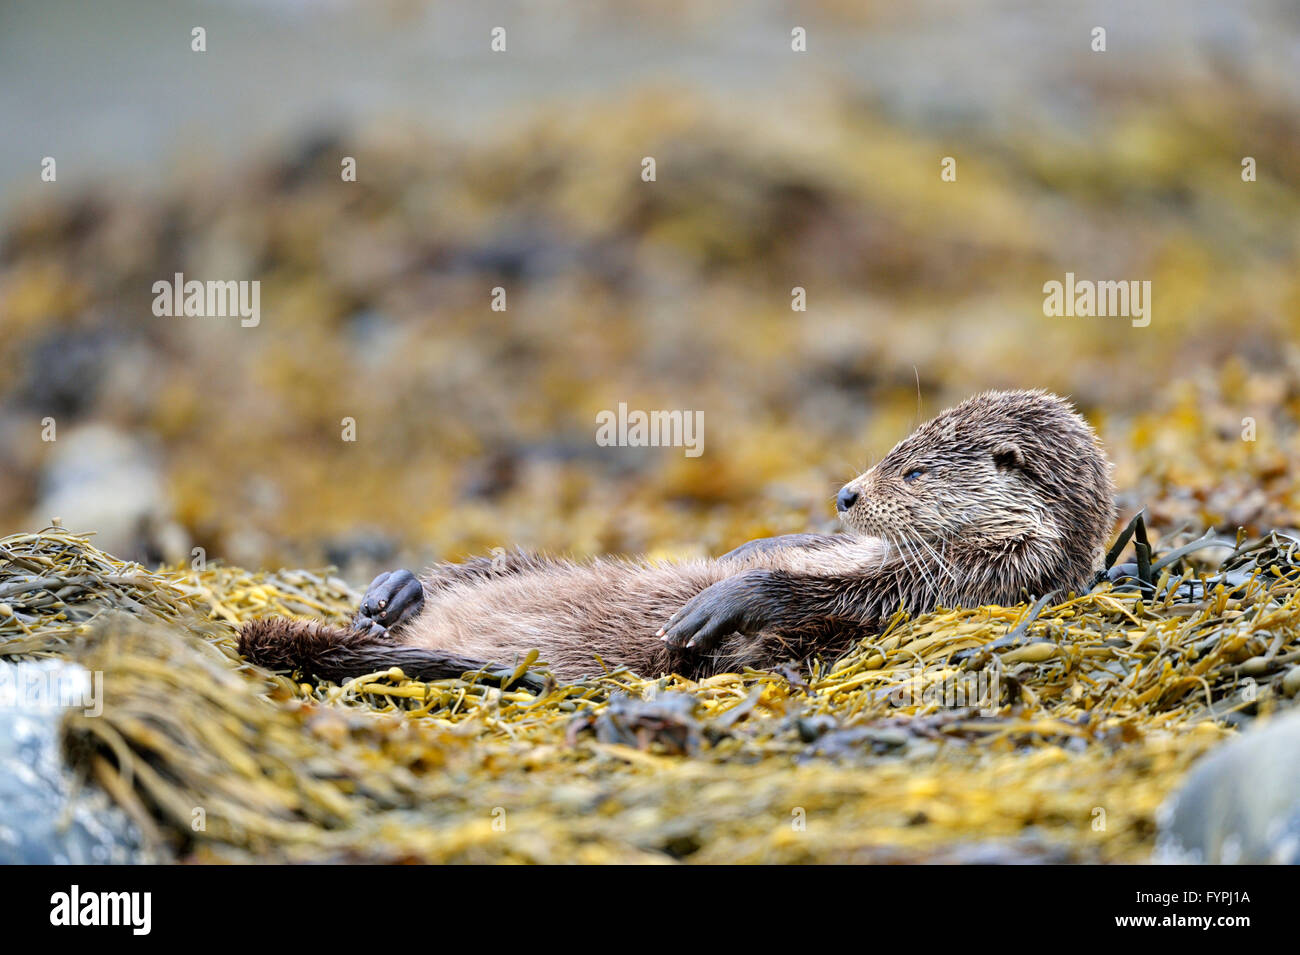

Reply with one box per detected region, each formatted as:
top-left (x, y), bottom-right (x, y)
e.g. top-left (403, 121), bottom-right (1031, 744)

top-left (238, 565), bottom-right (489, 683)
top-left (237, 618), bottom-right (538, 687)
top-left (237, 554), bottom-right (567, 688)
top-left (354, 569), bottom-right (425, 636)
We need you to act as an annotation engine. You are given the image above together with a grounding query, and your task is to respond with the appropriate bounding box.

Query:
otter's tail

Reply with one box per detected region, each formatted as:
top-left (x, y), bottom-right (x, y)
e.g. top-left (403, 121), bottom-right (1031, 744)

top-left (237, 618), bottom-right (502, 685)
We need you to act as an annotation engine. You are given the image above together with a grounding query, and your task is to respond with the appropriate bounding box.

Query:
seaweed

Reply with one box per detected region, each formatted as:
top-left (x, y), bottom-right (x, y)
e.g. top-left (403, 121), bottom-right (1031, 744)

top-left (3, 525), bottom-right (1297, 863)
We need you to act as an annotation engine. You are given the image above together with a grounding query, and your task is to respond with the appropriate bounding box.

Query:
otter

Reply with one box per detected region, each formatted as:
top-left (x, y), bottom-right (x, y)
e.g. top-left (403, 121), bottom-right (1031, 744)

top-left (238, 390), bottom-right (1115, 683)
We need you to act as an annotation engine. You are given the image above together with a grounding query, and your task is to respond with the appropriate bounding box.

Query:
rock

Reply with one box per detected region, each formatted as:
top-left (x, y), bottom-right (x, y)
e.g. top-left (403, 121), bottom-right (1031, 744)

top-left (0, 660), bottom-right (153, 864)
top-left (1155, 709), bottom-right (1300, 864)
top-left (15, 329), bottom-right (110, 418)
top-left (29, 424), bottom-right (181, 563)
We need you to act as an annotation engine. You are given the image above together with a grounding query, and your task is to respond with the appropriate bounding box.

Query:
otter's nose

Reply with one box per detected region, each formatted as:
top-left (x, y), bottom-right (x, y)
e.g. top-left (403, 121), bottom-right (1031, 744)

top-left (836, 487), bottom-right (859, 512)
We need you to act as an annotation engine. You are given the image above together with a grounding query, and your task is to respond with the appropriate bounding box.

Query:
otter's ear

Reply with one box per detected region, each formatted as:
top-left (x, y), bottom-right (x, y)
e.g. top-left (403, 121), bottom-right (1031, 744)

top-left (992, 441), bottom-right (1024, 471)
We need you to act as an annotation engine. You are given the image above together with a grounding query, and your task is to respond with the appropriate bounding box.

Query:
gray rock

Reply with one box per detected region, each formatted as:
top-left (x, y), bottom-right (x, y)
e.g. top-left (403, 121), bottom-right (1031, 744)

top-left (29, 424), bottom-right (186, 563)
top-left (0, 659), bottom-right (153, 864)
top-left (1156, 710), bottom-right (1300, 864)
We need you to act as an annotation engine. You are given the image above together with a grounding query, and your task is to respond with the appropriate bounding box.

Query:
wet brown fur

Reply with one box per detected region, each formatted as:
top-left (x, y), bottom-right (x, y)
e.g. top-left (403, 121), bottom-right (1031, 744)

top-left (238, 390), bottom-right (1116, 682)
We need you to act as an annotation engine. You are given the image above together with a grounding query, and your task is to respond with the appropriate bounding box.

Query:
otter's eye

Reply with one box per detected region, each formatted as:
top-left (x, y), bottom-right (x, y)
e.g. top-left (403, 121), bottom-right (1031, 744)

top-left (903, 468), bottom-right (924, 484)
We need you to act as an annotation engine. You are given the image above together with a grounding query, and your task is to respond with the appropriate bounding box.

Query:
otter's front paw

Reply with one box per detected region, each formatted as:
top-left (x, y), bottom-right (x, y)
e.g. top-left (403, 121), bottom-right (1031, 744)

top-left (354, 569), bottom-right (425, 637)
top-left (657, 571), bottom-right (772, 651)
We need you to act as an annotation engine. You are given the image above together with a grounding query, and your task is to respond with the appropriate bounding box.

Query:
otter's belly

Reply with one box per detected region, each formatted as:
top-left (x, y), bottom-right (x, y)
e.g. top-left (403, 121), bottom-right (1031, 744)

top-left (403, 558), bottom-right (730, 677)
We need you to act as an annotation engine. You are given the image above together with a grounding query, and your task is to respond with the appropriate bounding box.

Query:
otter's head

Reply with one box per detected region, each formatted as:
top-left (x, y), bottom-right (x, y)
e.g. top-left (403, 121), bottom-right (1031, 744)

top-left (836, 390), bottom-right (1116, 593)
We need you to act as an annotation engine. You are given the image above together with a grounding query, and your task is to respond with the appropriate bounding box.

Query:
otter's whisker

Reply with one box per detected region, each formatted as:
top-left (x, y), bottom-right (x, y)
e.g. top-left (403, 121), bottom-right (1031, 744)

top-left (884, 531), bottom-right (907, 578)
top-left (915, 531), bottom-right (957, 603)
top-left (913, 538), bottom-right (943, 599)
top-left (912, 531), bottom-right (957, 587)
top-left (896, 531), bottom-right (935, 595)
top-left (905, 532), bottom-right (947, 601)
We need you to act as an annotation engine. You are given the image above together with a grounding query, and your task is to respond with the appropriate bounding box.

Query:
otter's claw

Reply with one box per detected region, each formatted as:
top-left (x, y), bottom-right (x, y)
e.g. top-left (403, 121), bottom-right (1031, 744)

top-left (658, 571), bottom-right (771, 651)
top-left (354, 569), bottom-right (425, 637)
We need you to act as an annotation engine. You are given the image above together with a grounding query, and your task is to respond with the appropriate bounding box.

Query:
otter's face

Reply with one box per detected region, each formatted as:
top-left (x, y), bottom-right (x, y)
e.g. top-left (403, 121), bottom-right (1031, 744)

top-left (837, 439), bottom-right (1039, 546)
top-left (833, 390), bottom-right (1117, 595)
top-left (835, 400), bottom-right (1074, 548)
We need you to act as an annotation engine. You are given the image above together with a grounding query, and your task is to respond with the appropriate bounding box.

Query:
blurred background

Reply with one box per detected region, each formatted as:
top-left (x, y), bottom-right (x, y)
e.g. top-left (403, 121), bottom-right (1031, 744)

top-left (2, 0), bottom-right (1299, 580)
